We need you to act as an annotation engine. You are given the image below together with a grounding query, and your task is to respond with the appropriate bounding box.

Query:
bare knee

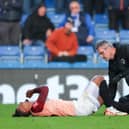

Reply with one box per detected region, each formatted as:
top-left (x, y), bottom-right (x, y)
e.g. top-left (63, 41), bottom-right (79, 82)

top-left (91, 75), bottom-right (105, 87)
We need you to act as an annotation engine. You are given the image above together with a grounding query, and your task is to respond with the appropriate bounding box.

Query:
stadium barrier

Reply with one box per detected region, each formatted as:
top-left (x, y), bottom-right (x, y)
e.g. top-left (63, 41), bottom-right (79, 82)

top-left (0, 69), bottom-right (129, 104)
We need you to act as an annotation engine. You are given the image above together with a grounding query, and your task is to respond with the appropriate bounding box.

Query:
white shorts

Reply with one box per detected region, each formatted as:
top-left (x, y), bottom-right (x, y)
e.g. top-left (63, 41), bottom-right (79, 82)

top-left (73, 81), bottom-right (100, 116)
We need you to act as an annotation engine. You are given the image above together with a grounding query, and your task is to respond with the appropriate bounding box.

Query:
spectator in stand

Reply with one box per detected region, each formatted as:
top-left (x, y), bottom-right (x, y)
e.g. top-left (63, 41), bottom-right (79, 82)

top-left (22, 3), bottom-right (54, 46)
top-left (23, 0), bottom-right (45, 14)
top-left (82, 0), bottom-right (105, 17)
top-left (46, 17), bottom-right (87, 62)
top-left (59, 1), bottom-right (95, 47)
top-left (0, 0), bottom-right (23, 45)
top-left (105, 0), bottom-right (129, 32)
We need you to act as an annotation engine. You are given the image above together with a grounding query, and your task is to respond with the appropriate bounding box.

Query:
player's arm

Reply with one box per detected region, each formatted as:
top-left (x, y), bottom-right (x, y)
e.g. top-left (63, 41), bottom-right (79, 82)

top-left (26, 86), bottom-right (49, 113)
top-left (26, 86), bottom-right (48, 98)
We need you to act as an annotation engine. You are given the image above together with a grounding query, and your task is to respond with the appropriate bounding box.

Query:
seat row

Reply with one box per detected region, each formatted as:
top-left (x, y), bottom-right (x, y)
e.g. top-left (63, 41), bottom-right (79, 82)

top-left (0, 45), bottom-right (108, 69)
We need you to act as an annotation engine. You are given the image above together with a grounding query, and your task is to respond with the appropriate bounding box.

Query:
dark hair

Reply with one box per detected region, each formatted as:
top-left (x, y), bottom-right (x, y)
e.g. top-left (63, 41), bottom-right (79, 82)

top-left (96, 40), bottom-right (113, 50)
top-left (12, 109), bottom-right (31, 117)
top-left (37, 3), bottom-right (46, 9)
top-left (32, 3), bottom-right (46, 15)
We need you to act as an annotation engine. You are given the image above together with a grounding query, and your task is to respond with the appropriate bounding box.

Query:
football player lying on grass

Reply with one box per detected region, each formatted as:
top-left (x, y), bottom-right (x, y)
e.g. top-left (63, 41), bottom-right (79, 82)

top-left (13, 76), bottom-right (128, 117)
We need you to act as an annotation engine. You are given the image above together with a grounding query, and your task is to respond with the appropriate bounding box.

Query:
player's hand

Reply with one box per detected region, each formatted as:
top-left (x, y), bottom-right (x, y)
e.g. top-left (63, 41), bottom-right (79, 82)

top-left (26, 89), bottom-right (34, 98)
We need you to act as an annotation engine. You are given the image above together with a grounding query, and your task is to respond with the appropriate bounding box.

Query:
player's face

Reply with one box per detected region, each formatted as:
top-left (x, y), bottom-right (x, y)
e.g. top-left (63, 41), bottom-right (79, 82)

top-left (97, 44), bottom-right (112, 61)
top-left (17, 101), bottom-right (33, 114)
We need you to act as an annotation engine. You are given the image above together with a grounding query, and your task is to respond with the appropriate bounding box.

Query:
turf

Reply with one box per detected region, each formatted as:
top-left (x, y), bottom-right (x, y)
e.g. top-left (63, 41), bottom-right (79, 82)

top-left (0, 104), bottom-right (129, 129)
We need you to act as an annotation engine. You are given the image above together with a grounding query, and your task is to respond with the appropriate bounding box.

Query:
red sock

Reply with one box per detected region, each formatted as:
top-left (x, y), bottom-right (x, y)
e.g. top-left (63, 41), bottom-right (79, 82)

top-left (31, 86), bottom-right (49, 113)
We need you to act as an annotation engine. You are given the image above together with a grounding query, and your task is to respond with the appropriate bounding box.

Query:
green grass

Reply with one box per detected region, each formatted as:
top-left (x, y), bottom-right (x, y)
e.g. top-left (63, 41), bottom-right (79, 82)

top-left (0, 104), bottom-right (129, 129)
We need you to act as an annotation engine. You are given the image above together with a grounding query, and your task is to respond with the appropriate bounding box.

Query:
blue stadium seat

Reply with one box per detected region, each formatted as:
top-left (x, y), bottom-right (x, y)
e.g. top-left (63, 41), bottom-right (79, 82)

top-left (95, 27), bottom-right (109, 32)
top-left (94, 14), bottom-right (109, 29)
top-left (73, 60), bottom-right (108, 69)
top-left (47, 13), bottom-right (65, 27)
top-left (23, 60), bottom-right (48, 68)
top-left (0, 46), bottom-right (20, 62)
top-left (45, 0), bottom-right (55, 8)
top-left (119, 30), bottom-right (129, 44)
top-left (23, 46), bottom-right (45, 63)
top-left (95, 30), bottom-right (117, 43)
top-left (78, 46), bottom-right (94, 56)
top-left (47, 62), bottom-right (72, 68)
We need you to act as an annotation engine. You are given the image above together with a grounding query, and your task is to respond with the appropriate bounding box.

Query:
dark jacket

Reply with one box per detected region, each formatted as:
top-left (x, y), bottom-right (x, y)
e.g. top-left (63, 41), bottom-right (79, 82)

top-left (73, 13), bottom-right (89, 45)
top-left (105, 0), bottom-right (129, 10)
top-left (109, 43), bottom-right (129, 99)
top-left (22, 4), bottom-right (54, 42)
top-left (0, 0), bottom-right (23, 21)
top-left (109, 43), bottom-right (129, 80)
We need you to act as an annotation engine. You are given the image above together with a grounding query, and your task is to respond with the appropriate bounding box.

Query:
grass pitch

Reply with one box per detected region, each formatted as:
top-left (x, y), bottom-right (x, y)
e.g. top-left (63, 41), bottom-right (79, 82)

top-left (0, 104), bottom-right (129, 129)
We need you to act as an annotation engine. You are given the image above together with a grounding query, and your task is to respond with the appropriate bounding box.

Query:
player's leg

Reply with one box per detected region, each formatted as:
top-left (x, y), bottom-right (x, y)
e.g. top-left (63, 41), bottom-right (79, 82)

top-left (74, 75), bottom-right (104, 116)
top-left (114, 95), bottom-right (129, 114)
top-left (99, 80), bottom-right (114, 107)
top-left (99, 80), bottom-right (128, 115)
top-left (86, 75), bottom-right (105, 98)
